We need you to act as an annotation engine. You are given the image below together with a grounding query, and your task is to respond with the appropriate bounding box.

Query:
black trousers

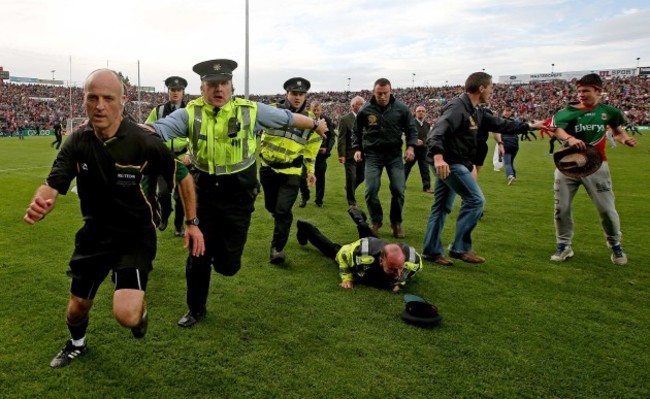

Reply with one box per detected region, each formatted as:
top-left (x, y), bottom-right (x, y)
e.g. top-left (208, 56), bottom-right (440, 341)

top-left (172, 185), bottom-right (185, 232)
top-left (298, 208), bottom-right (373, 259)
top-left (51, 134), bottom-right (62, 149)
top-left (185, 170), bottom-right (258, 313)
top-left (157, 176), bottom-right (173, 225)
top-left (260, 166), bottom-right (300, 251)
top-left (404, 146), bottom-right (431, 190)
top-left (298, 221), bottom-right (341, 259)
top-left (299, 154), bottom-right (329, 204)
top-left (343, 158), bottom-right (365, 206)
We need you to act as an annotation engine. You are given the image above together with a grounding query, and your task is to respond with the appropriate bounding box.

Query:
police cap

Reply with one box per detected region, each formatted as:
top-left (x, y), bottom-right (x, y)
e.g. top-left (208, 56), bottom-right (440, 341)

top-left (192, 59), bottom-right (238, 82)
top-left (283, 77), bottom-right (311, 93)
top-left (164, 76), bottom-right (188, 90)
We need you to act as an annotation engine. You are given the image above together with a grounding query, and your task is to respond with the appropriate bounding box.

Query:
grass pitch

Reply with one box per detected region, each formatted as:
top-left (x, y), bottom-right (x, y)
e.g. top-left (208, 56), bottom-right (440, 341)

top-left (1, 133), bottom-right (649, 398)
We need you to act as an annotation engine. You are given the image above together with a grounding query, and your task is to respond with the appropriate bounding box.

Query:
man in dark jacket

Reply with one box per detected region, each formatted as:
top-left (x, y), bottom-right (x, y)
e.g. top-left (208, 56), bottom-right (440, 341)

top-left (404, 105), bottom-right (432, 192)
top-left (337, 96), bottom-right (366, 207)
top-left (352, 78), bottom-right (417, 238)
top-left (423, 72), bottom-right (542, 265)
top-left (51, 119), bottom-right (64, 150)
top-left (493, 106), bottom-right (520, 185)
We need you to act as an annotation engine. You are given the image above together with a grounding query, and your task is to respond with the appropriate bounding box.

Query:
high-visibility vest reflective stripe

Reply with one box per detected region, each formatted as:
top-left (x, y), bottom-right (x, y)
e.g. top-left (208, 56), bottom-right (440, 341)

top-left (186, 99), bottom-right (256, 175)
top-left (157, 105), bottom-right (165, 120)
top-left (263, 126), bottom-right (312, 144)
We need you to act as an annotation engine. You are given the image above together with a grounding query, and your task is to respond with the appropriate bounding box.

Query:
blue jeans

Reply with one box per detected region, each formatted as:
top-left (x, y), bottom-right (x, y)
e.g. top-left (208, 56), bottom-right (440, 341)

top-left (503, 149), bottom-right (518, 177)
top-left (422, 164), bottom-right (485, 256)
top-left (364, 152), bottom-right (406, 225)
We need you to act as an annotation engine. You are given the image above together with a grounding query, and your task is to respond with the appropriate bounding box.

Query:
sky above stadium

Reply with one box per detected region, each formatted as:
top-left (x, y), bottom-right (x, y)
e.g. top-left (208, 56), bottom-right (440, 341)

top-left (1, 0), bottom-right (649, 95)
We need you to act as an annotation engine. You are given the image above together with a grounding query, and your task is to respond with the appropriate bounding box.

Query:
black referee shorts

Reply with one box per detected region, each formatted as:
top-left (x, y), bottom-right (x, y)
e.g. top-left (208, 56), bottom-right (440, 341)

top-left (67, 224), bottom-right (156, 300)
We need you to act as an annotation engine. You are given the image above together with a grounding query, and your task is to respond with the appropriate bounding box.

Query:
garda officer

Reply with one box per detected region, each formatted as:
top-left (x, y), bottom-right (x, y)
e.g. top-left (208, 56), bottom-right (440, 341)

top-left (146, 76), bottom-right (188, 121)
top-left (146, 76), bottom-right (190, 235)
top-left (259, 77), bottom-right (322, 264)
top-left (148, 60), bottom-right (328, 327)
top-left (295, 217), bottom-right (422, 292)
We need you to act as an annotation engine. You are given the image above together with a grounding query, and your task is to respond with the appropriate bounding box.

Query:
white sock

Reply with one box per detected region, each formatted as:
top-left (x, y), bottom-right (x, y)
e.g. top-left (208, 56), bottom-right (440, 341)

top-left (72, 337), bottom-right (86, 347)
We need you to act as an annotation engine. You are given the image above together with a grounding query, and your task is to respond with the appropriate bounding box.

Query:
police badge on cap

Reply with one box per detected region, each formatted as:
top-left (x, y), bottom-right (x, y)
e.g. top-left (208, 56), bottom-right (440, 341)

top-left (192, 59), bottom-right (238, 81)
top-left (283, 77), bottom-right (311, 93)
top-left (164, 76), bottom-right (188, 89)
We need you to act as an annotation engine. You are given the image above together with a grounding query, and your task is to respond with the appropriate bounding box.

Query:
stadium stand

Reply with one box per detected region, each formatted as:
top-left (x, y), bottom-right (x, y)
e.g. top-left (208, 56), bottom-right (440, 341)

top-left (2, 77), bottom-right (648, 136)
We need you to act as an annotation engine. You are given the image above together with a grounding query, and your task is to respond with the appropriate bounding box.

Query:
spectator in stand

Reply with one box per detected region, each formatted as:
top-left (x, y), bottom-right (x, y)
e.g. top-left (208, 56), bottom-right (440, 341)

top-left (3, 76), bottom-right (648, 144)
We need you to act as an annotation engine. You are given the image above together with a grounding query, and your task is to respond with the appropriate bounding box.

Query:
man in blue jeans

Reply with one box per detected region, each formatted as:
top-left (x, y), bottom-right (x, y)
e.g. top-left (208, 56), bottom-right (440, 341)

top-left (423, 72), bottom-right (541, 265)
top-left (493, 106), bottom-right (520, 185)
top-left (351, 78), bottom-right (417, 238)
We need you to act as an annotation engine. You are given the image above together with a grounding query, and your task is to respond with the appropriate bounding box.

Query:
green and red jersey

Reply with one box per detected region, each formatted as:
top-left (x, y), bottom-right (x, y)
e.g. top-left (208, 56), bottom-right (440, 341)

top-left (548, 102), bottom-right (626, 160)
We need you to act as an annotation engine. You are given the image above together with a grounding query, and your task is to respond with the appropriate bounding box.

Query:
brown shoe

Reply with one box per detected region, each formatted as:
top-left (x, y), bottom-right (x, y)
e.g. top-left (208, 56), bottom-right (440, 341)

top-left (422, 254), bottom-right (454, 266)
top-left (371, 222), bottom-right (382, 234)
top-left (433, 255), bottom-right (453, 266)
top-left (391, 223), bottom-right (405, 238)
top-left (450, 251), bottom-right (485, 264)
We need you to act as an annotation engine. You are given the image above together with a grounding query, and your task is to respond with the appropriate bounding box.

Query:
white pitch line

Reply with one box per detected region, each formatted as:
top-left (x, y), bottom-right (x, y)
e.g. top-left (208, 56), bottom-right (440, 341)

top-left (0, 166), bottom-right (51, 173)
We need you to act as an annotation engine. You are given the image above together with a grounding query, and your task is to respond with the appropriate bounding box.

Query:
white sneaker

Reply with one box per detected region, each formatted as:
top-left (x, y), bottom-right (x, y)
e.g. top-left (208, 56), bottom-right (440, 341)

top-left (507, 175), bottom-right (516, 185)
top-left (550, 244), bottom-right (574, 262)
top-left (610, 244), bottom-right (627, 265)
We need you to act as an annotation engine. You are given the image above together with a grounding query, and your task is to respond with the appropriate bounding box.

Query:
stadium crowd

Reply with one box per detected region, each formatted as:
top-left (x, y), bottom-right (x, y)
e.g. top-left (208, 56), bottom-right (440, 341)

top-left (1, 76), bottom-right (648, 136)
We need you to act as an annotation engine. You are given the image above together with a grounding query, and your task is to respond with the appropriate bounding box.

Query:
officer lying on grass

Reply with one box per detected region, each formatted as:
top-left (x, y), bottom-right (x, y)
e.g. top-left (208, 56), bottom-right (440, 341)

top-left (296, 208), bottom-right (422, 292)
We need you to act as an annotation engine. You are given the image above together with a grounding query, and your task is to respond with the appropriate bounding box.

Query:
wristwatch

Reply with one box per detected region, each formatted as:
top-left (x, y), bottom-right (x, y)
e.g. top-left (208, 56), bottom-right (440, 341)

top-left (185, 217), bottom-right (199, 226)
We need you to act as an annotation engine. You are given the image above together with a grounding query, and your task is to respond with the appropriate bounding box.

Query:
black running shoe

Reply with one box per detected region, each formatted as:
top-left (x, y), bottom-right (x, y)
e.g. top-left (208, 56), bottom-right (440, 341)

top-left (269, 247), bottom-right (285, 264)
top-left (131, 310), bottom-right (148, 339)
top-left (50, 339), bottom-right (87, 368)
top-left (177, 309), bottom-right (206, 328)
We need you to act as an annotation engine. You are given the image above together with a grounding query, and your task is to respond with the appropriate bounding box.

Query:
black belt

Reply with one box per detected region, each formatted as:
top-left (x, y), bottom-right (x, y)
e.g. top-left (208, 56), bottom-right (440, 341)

top-left (261, 155), bottom-right (303, 169)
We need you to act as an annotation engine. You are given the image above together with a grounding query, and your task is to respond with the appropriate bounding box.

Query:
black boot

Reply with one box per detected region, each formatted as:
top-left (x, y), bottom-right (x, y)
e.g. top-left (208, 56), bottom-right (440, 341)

top-left (347, 207), bottom-right (377, 238)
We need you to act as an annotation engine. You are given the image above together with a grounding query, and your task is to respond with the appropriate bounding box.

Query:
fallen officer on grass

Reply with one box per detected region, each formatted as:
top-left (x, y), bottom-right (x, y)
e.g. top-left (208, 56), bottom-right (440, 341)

top-left (295, 208), bottom-right (422, 292)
